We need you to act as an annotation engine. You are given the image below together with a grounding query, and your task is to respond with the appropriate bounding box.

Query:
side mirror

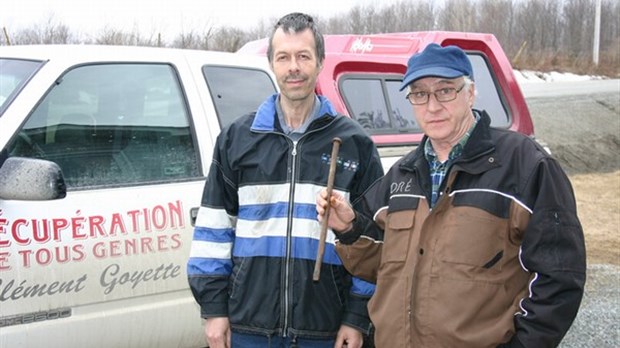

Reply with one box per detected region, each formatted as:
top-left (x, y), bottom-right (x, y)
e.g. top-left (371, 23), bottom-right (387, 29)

top-left (0, 157), bottom-right (67, 201)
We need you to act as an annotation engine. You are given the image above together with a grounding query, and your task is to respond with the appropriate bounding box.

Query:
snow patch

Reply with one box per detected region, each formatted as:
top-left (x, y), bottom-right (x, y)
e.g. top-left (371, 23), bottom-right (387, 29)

top-left (514, 69), bottom-right (606, 84)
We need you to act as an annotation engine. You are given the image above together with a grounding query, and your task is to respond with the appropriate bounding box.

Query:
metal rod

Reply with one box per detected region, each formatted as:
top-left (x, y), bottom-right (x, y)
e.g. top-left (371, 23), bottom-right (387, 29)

top-left (313, 137), bottom-right (342, 281)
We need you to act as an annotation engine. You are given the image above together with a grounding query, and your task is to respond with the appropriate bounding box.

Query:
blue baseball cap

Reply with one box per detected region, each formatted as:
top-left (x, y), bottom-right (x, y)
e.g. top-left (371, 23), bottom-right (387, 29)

top-left (399, 43), bottom-right (473, 91)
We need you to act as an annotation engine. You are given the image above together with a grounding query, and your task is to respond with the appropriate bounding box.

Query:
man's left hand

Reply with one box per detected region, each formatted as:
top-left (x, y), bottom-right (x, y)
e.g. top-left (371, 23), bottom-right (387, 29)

top-left (334, 325), bottom-right (363, 348)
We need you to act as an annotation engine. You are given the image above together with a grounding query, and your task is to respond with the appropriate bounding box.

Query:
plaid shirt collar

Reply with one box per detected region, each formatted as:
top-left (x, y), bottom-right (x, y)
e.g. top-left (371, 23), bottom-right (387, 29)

top-left (424, 112), bottom-right (479, 207)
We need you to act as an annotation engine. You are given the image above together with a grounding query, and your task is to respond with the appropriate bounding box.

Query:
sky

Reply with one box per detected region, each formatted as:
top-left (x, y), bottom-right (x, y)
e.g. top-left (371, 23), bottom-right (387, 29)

top-left (3, 0), bottom-right (394, 40)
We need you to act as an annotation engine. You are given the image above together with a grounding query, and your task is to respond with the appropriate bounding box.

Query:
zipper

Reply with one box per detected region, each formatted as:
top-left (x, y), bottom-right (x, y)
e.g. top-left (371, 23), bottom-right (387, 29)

top-left (283, 139), bottom-right (298, 337)
top-left (276, 116), bottom-right (336, 338)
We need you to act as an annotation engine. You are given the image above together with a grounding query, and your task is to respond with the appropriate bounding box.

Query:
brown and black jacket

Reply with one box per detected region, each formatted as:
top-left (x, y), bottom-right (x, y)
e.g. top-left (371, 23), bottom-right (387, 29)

top-left (337, 110), bottom-right (586, 348)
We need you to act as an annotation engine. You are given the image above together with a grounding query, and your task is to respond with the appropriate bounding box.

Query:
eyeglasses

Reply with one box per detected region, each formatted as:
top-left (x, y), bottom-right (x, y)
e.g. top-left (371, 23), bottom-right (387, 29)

top-left (405, 83), bottom-right (466, 105)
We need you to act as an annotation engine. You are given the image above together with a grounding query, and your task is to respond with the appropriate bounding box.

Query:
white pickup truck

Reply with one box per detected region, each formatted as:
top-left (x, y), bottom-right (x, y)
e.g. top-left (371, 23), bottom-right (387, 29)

top-left (0, 44), bottom-right (278, 348)
top-left (0, 32), bottom-right (535, 347)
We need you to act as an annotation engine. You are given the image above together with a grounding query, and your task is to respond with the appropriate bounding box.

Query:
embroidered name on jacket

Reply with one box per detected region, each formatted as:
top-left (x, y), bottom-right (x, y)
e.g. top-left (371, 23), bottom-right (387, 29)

top-left (390, 179), bottom-right (414, 194)
top-left (320, 153), bottom-right (359, 172)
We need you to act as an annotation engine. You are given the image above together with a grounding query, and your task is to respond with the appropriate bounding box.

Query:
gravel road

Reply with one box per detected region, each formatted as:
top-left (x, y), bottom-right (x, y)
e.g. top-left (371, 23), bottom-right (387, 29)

top-left (559, 264), bottom-right (619, 347)
top-left (523, 82), bottom-right (619, 348)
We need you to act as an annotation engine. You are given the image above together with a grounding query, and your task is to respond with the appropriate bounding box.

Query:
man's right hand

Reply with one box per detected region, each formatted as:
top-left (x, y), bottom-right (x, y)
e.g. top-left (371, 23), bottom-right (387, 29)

top-left (205, 317), bottom-right (231, 348)
top-left (316, 189), bottom-right (355, 233)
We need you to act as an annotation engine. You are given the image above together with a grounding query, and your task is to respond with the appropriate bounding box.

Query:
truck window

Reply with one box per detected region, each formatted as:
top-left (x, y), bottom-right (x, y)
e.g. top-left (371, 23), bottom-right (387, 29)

top-left (341, 77), bottom-right (419, 134)
top-left (468, 54), bottom-right (510, 128)
top-left (0, 59), bottom-right (43, 116)
top-left (203, 66), bottom-right (277, 128)
top-left (6, 63), bottom-right (200, 189)
top-left (340, 52), bottom-right (510, 137)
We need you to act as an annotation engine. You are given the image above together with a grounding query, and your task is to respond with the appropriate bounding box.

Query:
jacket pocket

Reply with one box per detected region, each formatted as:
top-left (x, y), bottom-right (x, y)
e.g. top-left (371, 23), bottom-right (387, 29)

top-left (228, 256), bottom-right (249, 299)
top-left (436, 208), bottom-right (506, 272)
top-left (383, 210), bottom-right (415, 263)
top-left (368, 275), bottom-right (411, 347)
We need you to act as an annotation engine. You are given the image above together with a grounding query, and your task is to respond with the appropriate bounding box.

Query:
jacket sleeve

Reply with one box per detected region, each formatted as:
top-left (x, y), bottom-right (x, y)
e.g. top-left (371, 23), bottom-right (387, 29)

top-left (340, 133), bottom-right (385, 333)
top-left (336, 148), bottom-right (394, 284)
top-left (500, 158), bottom-right (586, 347)
top-left (342, 277), bottom-right (375, 334)
top-left (186, 131), bottom-right (239, 319)
top-left (336, 206), bottom-right (386, 284)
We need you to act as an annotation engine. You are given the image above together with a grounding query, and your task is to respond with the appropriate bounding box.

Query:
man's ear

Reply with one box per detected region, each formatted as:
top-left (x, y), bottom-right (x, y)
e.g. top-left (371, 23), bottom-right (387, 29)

top-left (467, 84), bottom-right (476, 107)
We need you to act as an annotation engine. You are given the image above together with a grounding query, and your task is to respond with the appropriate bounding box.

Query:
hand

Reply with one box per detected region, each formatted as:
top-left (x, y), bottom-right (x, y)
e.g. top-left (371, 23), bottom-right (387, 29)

top-left (334, 325), bottom-right (363, 348)
top-left (316, 189), bottom-right (355, 233)
top-left (204, 317), bottom-right (231, 348)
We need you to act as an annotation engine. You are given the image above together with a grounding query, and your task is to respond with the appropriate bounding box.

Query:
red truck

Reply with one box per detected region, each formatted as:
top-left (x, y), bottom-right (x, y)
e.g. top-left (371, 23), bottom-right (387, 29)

top-left (239, 31), bottom-right (536, 167)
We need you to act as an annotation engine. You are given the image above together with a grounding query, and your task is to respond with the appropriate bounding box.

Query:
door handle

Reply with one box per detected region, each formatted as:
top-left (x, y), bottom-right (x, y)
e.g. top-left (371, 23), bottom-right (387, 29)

top-left (189, 207), bottom-right (199, 227)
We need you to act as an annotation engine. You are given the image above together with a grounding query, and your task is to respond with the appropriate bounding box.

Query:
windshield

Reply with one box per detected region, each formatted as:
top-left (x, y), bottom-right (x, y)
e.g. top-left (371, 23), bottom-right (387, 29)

top-left (0, 58), bottom-right (44, 116)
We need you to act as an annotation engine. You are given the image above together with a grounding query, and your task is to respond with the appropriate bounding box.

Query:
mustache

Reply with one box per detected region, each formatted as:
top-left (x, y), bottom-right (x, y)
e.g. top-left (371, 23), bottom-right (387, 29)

top-left (285, 74), bottom-right (306, 81)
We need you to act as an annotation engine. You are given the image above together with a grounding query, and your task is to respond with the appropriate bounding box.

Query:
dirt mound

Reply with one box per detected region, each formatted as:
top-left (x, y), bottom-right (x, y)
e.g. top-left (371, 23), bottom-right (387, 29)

top-left (554, 133), bottom-right (620, 175)
top-left (570, 171), bottom-right (620, 265)
top-left (527, 92), bottom-right (620, 175)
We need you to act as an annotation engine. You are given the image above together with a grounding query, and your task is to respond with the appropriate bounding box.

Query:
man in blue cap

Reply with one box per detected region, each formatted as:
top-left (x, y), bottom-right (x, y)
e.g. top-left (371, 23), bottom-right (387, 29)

top-left (317, 43), bottom-right (586, 347)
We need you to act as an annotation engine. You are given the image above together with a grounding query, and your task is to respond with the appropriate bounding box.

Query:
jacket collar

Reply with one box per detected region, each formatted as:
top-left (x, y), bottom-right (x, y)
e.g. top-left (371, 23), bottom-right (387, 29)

top-left (400, 109), bottom-right (496, 173)
top-left (251, 94), bottom-right (338, 132)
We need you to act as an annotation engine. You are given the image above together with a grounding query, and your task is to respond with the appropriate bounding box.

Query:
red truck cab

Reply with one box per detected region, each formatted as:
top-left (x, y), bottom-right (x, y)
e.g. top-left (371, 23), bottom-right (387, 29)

top-left (239, 31), bottom-right (534, 166)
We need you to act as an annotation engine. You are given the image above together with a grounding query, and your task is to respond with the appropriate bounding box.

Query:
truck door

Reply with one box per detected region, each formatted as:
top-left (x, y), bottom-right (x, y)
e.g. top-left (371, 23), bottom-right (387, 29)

top-left (0, 62), bottom-right (206, 347)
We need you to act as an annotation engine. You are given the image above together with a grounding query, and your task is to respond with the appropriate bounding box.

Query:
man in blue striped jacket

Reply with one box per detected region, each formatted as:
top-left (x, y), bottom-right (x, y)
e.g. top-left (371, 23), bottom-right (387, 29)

top-left (187, 12), bottom-right (384, 348)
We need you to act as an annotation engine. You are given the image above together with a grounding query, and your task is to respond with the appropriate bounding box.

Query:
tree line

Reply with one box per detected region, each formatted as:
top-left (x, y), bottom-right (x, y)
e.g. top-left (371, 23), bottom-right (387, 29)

top-left (2, 0), bottom-right (618, 76)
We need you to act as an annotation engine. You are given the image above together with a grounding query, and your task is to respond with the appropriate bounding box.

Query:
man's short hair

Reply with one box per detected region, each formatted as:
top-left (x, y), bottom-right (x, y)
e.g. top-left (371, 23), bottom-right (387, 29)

top-left (267, 12), bottom-right (325, 65)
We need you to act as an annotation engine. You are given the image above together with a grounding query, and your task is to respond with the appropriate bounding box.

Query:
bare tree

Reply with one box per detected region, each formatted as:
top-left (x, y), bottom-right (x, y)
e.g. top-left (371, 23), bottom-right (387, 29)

top-left (3, 0), bottom-right (617, 76)
top-left (345, 5), bottom-right (374, 34)
top-left (563, 0), bottom-right (595, 57)
top-left (513, 0), bottom-right (544, 63)
top-left (598, 0), bottom-right (619, 65)
top-left (370, 5), bottom-right (393, 33)
top-left (323, 15), bottom-right (350, 34)
top-left (245, 18), bottom-right (274, 41)
top-left (377, 1), bottom-right (436, 32)
top-left (540, 0), bottom-right (562, 53)
top-left (438, 0), bottom-right (477, 32)
top-left (171, 27), bottom-right (215, 50)
top-left (94, 26), bottom-right (158, 46)
top-left (10, 15), bottom-right (76, 45)
top-left (513, 0), bottom-right (562, 64)
top-left (210, 26), bottom-right (247, 52)
top-left (477, 0), bottom-right (516, 53)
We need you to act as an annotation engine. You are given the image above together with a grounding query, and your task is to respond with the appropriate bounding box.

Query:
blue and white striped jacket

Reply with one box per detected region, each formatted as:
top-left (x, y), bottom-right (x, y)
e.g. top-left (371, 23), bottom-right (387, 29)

top-left (187, 94), bottom-right (384, 339)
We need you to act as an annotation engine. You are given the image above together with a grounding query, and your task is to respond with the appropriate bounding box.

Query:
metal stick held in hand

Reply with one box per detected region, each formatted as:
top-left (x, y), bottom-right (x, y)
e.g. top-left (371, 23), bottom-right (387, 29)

top-left (313, 137), bottom-right (342, 282)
